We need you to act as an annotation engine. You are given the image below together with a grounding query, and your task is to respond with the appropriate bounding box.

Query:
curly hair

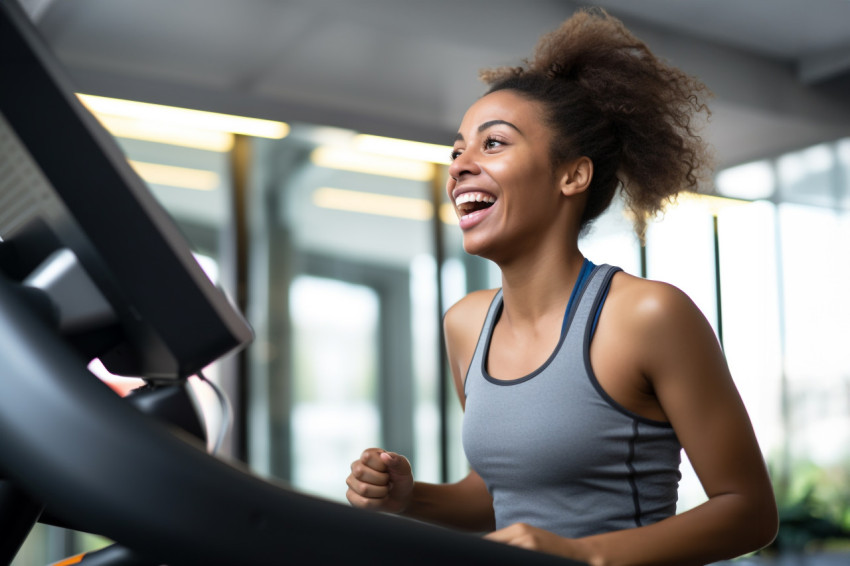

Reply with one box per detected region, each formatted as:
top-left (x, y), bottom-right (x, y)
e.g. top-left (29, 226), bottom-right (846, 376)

top-left (479, 8), bottom-right (713, 238)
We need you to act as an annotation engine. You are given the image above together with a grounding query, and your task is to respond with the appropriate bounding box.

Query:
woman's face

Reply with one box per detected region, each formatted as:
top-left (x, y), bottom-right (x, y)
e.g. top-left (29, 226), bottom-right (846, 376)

top-left (447, 90), bottom-right (565, 260)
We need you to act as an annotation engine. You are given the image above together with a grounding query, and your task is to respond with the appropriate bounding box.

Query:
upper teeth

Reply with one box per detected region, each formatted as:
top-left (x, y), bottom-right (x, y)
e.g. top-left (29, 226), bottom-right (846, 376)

top-left (455, 192), bottom-right (496, 206)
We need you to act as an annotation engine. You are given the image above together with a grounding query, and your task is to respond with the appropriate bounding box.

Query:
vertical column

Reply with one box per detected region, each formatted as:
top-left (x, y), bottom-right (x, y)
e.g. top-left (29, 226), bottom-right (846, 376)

top-left (246, 139), bottom-right (305, 481)
top-left (712, 213), bottom-right (724, 349)
top-left (430, 164), bottom-right (450, 483)
top-left (218, 133), bottom-right (253, 462)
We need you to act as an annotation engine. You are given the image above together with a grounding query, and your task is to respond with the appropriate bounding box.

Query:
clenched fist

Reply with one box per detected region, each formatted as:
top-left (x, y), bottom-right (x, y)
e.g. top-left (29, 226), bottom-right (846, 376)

top-left (346, 448), bottom-right (414, 514)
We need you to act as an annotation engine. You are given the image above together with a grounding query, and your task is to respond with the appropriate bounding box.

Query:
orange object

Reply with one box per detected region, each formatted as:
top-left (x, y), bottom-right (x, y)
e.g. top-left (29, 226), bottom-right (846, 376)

top-left (51, 554), bottom-right (85, 566)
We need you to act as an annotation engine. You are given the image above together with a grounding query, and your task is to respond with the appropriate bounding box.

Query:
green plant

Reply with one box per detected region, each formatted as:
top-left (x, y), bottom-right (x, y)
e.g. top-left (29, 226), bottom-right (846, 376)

top-left (763, 461), bottom-right (850, 555)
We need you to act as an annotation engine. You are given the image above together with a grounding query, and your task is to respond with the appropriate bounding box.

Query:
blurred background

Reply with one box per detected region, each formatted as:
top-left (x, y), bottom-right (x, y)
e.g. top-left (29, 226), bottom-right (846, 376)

top-left (10, 0), bottom-right (850, 563)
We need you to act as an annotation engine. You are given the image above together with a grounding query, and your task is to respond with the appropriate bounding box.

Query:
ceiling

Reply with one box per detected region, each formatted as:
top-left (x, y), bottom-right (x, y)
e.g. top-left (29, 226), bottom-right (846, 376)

top-left (17, 0), bottom-right (850, 169)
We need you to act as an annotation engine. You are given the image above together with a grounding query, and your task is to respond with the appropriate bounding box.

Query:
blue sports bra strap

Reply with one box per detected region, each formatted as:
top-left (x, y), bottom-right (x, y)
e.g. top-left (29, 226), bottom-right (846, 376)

top-left (588, 265), bottom-right (621, 339)
top-left (560, 258), bottom-right (595, 336)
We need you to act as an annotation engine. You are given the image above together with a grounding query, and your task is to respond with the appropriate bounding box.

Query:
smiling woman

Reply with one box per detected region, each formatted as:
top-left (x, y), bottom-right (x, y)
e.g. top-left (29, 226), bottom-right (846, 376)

top-left (346, 7), bottom-right (778, 566)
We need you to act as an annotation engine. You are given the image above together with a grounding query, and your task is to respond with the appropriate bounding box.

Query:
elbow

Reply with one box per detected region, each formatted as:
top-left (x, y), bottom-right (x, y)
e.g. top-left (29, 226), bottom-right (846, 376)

top-left (749, 493), bottom-right (780, 551)
top-left (724, 488), bottom-right (779, 555)
top-left (761, 506), bottom-right (780, 550)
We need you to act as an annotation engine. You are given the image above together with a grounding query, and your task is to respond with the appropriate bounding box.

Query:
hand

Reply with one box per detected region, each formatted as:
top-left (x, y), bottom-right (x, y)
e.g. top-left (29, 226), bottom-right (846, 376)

top-left (346, 448), bottom-right (414, 514)
top-left (485, 523), bottom-right (587, 562)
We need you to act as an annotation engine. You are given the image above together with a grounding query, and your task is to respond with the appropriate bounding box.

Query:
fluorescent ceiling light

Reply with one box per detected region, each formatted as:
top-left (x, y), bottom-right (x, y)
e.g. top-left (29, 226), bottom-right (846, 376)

top-left (128, 160), bottom-right (220, 191)
top-left (77, 94), bottom-right (290, 139)
top-left (92, 114), bottom-right (234, 152)
top-left (669, 191), bottom-right (749, 215)
top-left (313, 187), bottom-right (431, 220)
top-left (310, 147), bottom-right (435, 181)
top-left (313, 187), bottom-right (457, 224)
top-left (353, 134), bottom-right (452, 165)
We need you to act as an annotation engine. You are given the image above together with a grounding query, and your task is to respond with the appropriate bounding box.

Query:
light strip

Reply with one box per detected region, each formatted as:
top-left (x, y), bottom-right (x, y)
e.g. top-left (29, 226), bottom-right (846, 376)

top-left (313, 187), bottom-right (458, 224)
top-left (77, 94), bottom-right (290, 139)
top-left (128, 160), bottom-right (220, 191)
top-left (314, 187), bottom-right (432, 220)
top-left (353, 134), bottom-right (452, 165)
top-left (670, 192), bottom-right (749, 215)
top-left (310, 147), bottom-right (435, 181)
top-left (93, 114), bottom-right (235, 152)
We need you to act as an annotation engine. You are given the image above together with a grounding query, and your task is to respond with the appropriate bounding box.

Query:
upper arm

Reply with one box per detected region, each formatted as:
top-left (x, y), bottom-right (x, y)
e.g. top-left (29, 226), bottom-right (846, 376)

top-left (633, 283), bottom-right (775, 510)
top-left (443, 289), bottom-right (498, 410)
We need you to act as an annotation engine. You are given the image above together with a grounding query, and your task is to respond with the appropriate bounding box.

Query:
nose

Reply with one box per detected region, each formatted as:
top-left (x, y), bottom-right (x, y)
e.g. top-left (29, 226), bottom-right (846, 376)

top-left (448, 148), bottom-right (479, 181)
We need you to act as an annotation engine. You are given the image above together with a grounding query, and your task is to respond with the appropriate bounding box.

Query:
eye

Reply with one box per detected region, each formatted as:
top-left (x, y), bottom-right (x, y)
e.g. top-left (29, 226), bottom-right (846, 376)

top-left (483, 136), bottom-right (506, 151)
top-left (450, 148), bottom-right (463, 161)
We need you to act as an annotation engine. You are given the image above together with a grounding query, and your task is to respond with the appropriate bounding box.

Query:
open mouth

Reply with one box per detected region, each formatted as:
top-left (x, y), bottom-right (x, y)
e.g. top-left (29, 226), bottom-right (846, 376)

top-left (455, 192), bottom-right (496, 217)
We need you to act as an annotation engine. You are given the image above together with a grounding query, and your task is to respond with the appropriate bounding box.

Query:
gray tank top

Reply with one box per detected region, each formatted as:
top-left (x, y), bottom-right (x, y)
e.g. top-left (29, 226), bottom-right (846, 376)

top-left (462, 264), bottom-right (681, 538)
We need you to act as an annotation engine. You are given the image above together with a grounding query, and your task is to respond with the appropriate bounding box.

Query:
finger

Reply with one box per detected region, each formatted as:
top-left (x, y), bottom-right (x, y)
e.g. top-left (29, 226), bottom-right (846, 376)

top-left (345, 474), bottom-right (391, 499)
top-left (484, 524), bottom-right (543, 552)
top-left (359, 448), bottom-right (389, 472)
top-left (484, 529), bottom-right (513, 543)
top-left (350, 459), bottom-right (391, 486)
top-left (485, 531), bottom-right (531, 550)
top-left (379, 451), bottom-right (411, 476)
top-left (484, 523), bottom-right (524, 544)
top-left (346, 488), bottom-right (390, 510)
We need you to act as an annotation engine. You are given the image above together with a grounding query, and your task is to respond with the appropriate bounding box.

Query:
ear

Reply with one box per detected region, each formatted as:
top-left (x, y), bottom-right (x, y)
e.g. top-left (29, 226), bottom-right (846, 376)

top-left (558, 156), bottom-right (593, 197)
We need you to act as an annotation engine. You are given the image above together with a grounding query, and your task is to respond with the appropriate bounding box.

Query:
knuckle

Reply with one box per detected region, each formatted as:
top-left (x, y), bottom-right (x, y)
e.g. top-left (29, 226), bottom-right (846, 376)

top-left (364, 484), bottom-right (388, 498)
top-left (362, 447), bottom-right (382, 459)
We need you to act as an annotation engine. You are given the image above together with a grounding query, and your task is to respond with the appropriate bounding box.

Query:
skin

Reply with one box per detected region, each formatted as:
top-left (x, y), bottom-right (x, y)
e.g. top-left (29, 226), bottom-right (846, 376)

top-left (346, 90), bottom-right (778, 565)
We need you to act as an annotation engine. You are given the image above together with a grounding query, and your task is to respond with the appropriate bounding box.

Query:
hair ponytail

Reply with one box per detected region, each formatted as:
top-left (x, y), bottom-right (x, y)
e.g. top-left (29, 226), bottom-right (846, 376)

top-left (480, 8), bottom-right (713, 238)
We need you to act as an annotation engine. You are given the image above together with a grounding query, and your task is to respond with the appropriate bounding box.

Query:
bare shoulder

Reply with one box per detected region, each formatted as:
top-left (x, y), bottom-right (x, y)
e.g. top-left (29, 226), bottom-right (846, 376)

top-left (606, 271), bottom-right (707, 334)
top-left (444, 288), bottom-right (500, 335)
top-left (444, 289), bottom-right (500, 408)
top-left (605, 271), bottom-right (724, 384)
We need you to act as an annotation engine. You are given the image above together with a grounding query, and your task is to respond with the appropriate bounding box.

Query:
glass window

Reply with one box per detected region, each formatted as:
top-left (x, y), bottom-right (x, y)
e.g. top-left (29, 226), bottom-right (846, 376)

top-left (778, 203), bottom-right (850, 468)
top-left (645, 199), bottom-right (718, 332)
top-left (837, 138), bottom-right (850, 210)
top-left (289, 275), bottom-right (381, 501)
top-left (714, 140), bottom-right (850, 549)
top-left (716, 201), bottom-right (783, 460)
top-left (777, 144), bottom-right (838, 209)
top-left (716, 159), bottom-right (776, 201)
top-left (247, 125), bottom-right (445, 494)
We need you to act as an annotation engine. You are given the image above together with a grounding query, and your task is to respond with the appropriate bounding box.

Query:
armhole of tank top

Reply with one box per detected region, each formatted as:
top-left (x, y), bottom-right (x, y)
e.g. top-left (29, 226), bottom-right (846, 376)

top-left (582, 268), bottom-right (674, 429)
top-left (462, 290), bottom-right (503, 397)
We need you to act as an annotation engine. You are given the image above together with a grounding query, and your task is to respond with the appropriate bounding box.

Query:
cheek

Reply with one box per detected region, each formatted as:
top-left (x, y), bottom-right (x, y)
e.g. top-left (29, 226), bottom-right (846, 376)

top-left (492, 159), bottom-right (554, 200)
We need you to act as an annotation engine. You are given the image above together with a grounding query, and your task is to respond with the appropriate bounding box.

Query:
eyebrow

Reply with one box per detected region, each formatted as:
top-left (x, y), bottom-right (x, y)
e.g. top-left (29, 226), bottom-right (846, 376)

top-left (453, 119), bottom-right (523, 143)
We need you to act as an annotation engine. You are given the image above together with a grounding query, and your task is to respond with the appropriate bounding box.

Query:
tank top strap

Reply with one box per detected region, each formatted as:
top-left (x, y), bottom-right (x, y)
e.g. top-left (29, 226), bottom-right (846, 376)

top-left (560, 264), bottom-right (621, 350)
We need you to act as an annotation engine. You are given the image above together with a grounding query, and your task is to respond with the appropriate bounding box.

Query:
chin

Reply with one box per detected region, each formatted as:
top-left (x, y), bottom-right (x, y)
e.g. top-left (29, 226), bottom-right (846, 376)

top-left (462, 237), bottom-right (497, 262)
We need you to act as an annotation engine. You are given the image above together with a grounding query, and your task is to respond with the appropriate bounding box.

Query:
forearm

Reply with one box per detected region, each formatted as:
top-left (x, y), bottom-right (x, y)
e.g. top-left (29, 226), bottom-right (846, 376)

top-left (574, 492), bottom-right (778, 566)
top-left (401, 474), bottom-right (495, 532)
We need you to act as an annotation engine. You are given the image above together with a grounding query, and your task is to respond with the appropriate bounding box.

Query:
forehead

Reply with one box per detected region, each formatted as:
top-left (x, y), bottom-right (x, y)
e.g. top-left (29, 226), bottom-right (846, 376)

top-left (458, 90), bottom-right (546, 135)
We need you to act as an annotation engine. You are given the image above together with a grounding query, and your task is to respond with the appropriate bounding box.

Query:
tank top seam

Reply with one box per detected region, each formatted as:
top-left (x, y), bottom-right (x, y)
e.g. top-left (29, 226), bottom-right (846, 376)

top-left (627, 420), bottom-right (643, 527)
top-left (477, 264), bottom-right (599, 387)
top-left (581, 266), bottom-right (674, 429)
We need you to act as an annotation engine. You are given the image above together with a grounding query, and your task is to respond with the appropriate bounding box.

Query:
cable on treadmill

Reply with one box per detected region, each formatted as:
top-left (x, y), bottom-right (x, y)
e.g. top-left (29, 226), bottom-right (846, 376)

top-left (195, 369), bottom-right (231, 456)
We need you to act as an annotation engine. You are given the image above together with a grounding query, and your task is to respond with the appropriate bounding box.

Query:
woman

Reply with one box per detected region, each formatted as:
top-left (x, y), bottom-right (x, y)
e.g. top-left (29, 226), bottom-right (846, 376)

top-left (346, 8), bottom-right (778, 565)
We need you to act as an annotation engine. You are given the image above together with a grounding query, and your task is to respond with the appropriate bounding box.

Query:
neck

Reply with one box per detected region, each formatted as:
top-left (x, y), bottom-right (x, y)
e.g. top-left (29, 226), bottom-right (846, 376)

top-left (497, 245), bottom-right (585, 324)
